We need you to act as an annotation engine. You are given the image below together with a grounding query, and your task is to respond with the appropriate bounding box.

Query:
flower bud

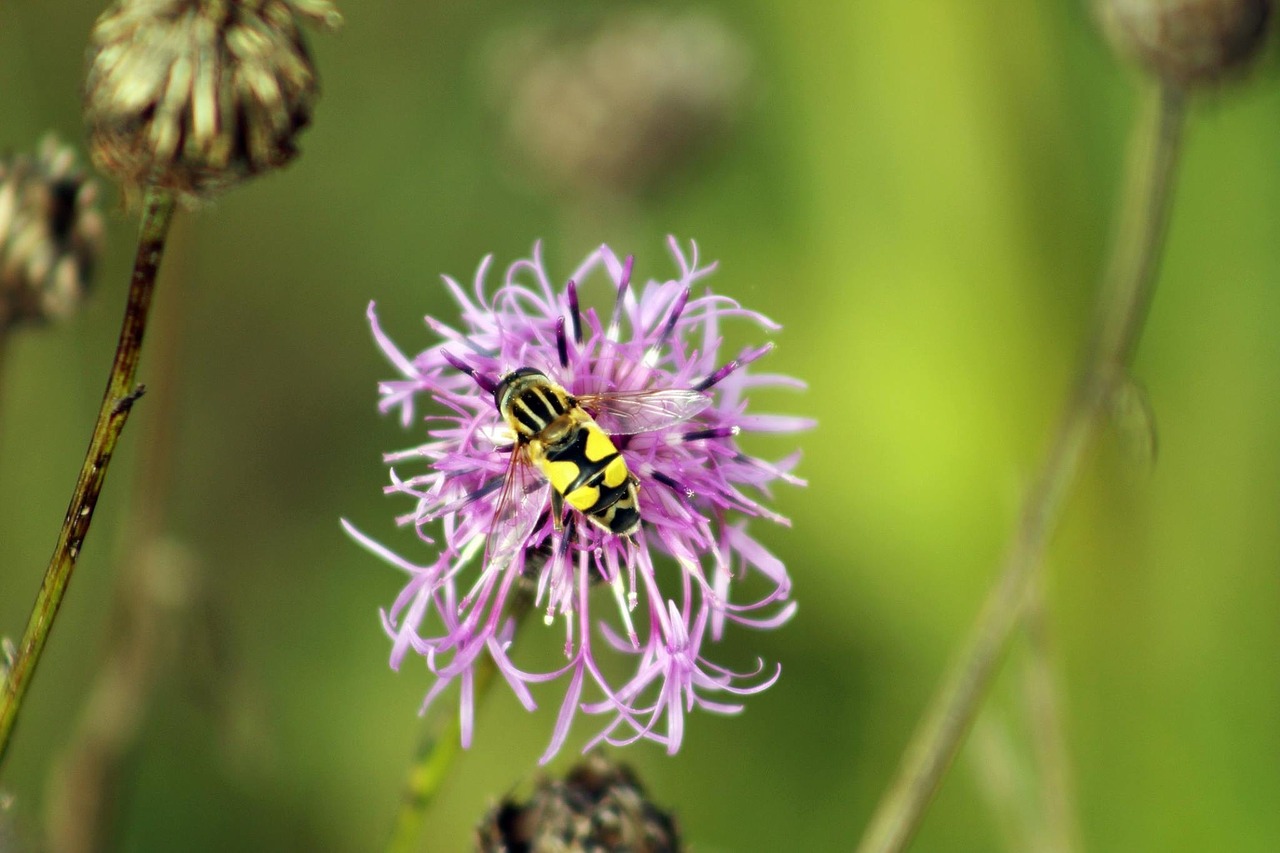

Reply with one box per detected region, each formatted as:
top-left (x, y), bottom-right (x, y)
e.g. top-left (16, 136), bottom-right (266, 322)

top-left (1100, 0), bottom-right (1272, 85)
top-left (475, 753), bottom-right (683, 853)
top-left (0, 136), bottom-right (104, 333)
top-left (84, 0), bottom-right (342, 198)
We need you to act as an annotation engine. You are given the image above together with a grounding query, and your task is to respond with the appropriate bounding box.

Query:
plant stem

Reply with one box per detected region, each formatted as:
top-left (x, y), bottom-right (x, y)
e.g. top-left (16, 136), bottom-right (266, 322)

top-left (385, 589), bottom-right (533, 853)
top-left (1023, 573), bottom-right (1080, 853)
top-left (855, 82), bottom-right (1186, 853)
top-left (0, 340), bottom-right (9, 426)
top-left (0, 188), bottom-right (177, 770)
top-left (45, 222), bottom-right (194, 852)
top-left (0, 348), bottom-right (11, 455)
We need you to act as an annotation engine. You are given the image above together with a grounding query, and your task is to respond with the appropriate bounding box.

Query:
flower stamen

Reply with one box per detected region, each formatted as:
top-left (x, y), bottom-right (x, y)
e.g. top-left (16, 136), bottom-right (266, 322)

top-left (606, 255), bottom-right (635, 341)
top-left (644, 286), bottom-right (691, 367)
top-left (681, 426), bottom-right (741, 442)
top-left (694, 342), bottom-right (774, 392)
top-left (441, 350), bottom-right (498, 394)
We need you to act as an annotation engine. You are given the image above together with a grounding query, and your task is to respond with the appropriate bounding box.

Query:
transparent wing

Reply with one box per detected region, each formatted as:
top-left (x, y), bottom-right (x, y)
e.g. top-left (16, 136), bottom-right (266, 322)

top-left (414, 424), bottom-right (518, 523)
top-left (416, 472), bottom-right (505, 523)
top-left (576, 388), bottom-right (711, 435)
top-left (479, 444), bottom-right (550, 582)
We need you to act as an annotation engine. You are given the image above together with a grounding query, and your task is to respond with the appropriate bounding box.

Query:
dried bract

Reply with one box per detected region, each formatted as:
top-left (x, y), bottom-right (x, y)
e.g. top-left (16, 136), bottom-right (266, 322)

top-left (0, 136), bottom-right (104, 332)
top-left (84, 0), bottom-right (342, 197)
top-left (476, 753), bottom-right (682, 853)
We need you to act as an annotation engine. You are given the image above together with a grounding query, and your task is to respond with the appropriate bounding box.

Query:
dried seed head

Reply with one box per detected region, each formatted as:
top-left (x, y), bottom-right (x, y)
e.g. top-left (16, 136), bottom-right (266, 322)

top-left (487, 10), bottom-right (751, 201)
top-left (1100, 0), bottom-right (1272, 86)
top-left (84, 0), bottom-right (342, 198)
top-left (0, 136), bottom-right (104, 333)
top-left (476, 754), bottom-right (683, 853)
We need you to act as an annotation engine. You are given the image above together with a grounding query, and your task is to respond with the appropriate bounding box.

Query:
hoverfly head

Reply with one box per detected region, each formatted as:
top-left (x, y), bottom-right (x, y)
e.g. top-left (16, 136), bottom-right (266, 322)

top-left (494, 366), bottom-right (549, 411)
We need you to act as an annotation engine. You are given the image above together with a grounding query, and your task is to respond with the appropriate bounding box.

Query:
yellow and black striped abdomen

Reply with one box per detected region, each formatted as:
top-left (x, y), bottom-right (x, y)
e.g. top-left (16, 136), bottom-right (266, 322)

top-left (532, 414), bottom-right (640, 536)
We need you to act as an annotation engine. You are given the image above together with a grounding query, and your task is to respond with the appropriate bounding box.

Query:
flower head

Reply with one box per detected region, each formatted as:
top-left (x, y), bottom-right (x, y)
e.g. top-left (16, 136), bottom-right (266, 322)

top-left (84, 0), bottom-right (342, 199)
top-left (488, 10), bottom-right (751, 201)
top-left (1099, 0), bottom-right (1272, 86)
top-left (475, 752), bottom-right (683, 853)
top-left (0, 135), bottom-right (104, 333)
top-left (346, 238), bottom-right (810, 760)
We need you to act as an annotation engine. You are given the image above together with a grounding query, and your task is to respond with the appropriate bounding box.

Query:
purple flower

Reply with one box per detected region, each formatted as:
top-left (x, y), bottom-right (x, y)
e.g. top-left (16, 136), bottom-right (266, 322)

top-left (345, 237), bottom-right (810, 761)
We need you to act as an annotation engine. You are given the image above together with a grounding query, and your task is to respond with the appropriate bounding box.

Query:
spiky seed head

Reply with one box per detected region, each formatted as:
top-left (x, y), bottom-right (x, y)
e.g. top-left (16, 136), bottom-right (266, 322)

top-left (0, 135), bottom-right (104, 333)
top-left (1099, 0), bottom-right (1272, 86)
top-left (84, 0), bottom-right (342, 199)
top-left (475, 753), bottom-right (683, 853)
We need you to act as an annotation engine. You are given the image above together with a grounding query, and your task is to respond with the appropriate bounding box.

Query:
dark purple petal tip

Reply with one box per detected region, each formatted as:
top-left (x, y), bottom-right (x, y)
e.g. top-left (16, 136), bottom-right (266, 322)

top-left (442, 350), bottom-right (498, 395)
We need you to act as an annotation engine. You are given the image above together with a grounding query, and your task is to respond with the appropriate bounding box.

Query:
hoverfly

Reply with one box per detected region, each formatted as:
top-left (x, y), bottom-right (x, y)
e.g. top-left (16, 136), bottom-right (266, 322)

top-left (475, 367), bottom-right (710, 576)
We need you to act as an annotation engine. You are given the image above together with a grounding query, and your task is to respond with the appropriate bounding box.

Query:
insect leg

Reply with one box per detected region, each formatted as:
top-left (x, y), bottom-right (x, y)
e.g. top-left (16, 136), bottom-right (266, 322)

top-left (550, 487), bottom-right (565, 532)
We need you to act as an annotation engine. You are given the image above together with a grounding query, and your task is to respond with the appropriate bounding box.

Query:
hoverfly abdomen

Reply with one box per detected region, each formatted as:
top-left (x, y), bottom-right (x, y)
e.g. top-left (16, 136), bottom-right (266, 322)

top-left (534, 419), bottom-right (640, 536)
top-left (593, 488), bottom-right (641, 536)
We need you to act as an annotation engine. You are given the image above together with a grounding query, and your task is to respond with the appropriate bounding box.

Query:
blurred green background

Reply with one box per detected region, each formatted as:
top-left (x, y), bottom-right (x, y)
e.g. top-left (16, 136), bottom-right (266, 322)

top-left (3, 1), bottom-right (1280, 851)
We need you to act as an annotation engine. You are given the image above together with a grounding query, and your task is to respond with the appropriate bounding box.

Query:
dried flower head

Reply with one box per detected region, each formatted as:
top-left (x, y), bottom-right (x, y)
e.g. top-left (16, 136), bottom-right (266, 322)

top-left (346, 238), bottom-right (810, 760)
top-left (488, 10), bottom-right (751, 200)
top-left (0, 136), bottom-right (104, 333)
top-left (476, 753), bottom-right (682, 853)
top-left (1099, 0), bottom-right (1272, 85)
top-left (84, 0), bottom-right (342, 198)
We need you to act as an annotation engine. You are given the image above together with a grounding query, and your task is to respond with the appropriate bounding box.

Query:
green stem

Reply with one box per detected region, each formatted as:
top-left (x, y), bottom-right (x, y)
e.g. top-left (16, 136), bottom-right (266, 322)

top-left (0, 339), bottom-right (9, 439)
top-left (855, 82), bottom-right (1186, 853)
top-left (384, 589), bottom-right (534, 853)
top-left (1021, 571), bottom-right (1080, 853)
top-left (0, 188), bottom-right (177, 769)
